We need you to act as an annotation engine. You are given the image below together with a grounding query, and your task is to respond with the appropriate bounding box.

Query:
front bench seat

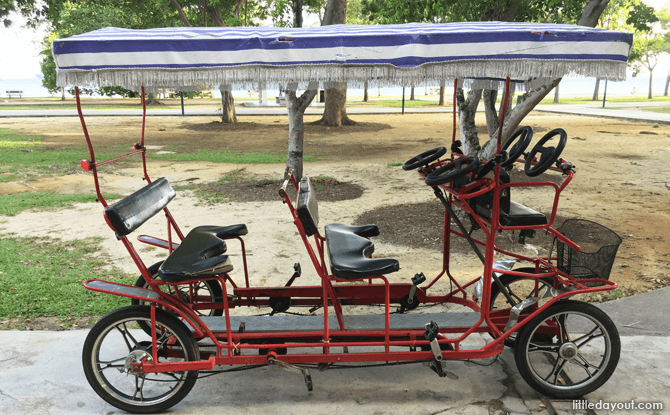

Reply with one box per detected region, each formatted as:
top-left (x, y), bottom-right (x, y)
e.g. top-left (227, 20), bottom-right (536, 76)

top-left (325, 223), bottom-right (399, 279)
top-left (159, 224), bottom-right (247, 282)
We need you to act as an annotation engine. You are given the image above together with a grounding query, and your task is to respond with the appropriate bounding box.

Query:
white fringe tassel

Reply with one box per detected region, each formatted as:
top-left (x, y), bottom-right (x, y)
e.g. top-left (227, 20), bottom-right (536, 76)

top-left (57, 59), bottom-right (627, 92)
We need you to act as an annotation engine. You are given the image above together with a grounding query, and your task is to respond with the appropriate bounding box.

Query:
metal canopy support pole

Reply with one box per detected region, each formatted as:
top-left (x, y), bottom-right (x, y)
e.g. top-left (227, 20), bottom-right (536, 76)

top-left (602, 80), bottom-right (608, 108)
top-left (402, 87), bottom-right (405, 114)
top-left (180, 91), bottom-right (185, 116)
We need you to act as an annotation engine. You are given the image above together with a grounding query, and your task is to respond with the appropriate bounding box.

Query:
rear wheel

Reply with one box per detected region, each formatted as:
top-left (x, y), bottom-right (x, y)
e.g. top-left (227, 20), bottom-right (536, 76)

top-left (514, 300), bottom-right (620, 399)
top-left (82, 306), bottom-right (200, 413)
top-left (132, 262), bottom-right (223, 334)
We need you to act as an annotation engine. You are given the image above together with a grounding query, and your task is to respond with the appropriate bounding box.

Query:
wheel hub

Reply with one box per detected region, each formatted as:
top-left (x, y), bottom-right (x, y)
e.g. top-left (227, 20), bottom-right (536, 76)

top-left (558, 342), bottom-right (578, 360)
top-left (122, 349), bottom-right (153, 374)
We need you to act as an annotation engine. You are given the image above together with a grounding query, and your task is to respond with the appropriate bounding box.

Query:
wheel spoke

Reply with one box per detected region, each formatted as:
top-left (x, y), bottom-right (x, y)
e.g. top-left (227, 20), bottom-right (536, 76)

top-left (132, 376), bottom-right (146, 402)
top-left (570, 352), bottom-right (601, 378)
top-left (115, 323), bottom-right (135, 352)
top-left (574, 326), bottom-right (604, 348)
top-left (528, 341), bottom-right (560, 354)
top-left (99, 356), bottom-right (127, 365)
top-left (551, 359), bottom-right (569, 385)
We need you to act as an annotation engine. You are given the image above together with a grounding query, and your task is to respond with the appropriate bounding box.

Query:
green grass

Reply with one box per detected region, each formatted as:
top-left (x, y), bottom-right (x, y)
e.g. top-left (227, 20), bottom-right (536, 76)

top-left (0, 192), bottom-right (119, 216)
top-left (0, 128), bottom-right (128, 182)
top-left (0, 236), bottom-right (134, 319)
top-left (150, 149), bottom-right (316, 164)
top-left (386, 161), bottom-right (403, 168)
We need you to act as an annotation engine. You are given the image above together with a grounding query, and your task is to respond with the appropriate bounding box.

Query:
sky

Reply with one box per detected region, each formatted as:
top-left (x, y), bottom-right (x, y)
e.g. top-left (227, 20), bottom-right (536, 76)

top-left (1, 0), bottom-right (669, 83)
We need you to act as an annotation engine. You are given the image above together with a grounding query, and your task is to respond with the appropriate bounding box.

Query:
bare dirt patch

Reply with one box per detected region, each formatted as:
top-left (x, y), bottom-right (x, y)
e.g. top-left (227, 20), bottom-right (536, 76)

top-left (205, 177), bottom-right (364, 203)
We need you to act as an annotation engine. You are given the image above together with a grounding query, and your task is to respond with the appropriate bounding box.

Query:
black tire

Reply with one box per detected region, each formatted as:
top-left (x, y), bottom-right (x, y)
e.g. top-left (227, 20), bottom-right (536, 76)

top-left (132, 261), bottom-right (223, 334)
top-left (488, 269), bottom-right (555, 347)
top-left (514, 300), bottom-right (620, 399)
top-left (82, 306), bottom-right (200, 414)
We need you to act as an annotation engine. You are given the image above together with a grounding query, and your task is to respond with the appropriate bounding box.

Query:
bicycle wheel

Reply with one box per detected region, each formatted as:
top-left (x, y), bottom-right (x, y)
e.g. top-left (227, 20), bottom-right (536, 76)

top-left (488, 269), bottom-right (554, 347)
top-left (514, 300), bottom-right (620, 399)
top-left (132, 262), bottom-right (223, 334)
top-left (82, 306), bottom-right (200, 414)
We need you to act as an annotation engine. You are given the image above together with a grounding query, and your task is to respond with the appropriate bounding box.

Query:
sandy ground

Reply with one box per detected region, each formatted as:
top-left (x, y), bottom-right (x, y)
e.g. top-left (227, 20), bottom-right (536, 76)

top-left (1, 110), bottom-right (669, 301)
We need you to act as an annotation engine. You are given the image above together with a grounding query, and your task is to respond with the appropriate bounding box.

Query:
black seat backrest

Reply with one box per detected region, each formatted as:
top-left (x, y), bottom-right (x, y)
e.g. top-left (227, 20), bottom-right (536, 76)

top-left (471, 167), bottom-right (511, 219)
top-left (105, 178), bottom-right (175, 236)
top-left (296, 177), bottom-right (319, 236)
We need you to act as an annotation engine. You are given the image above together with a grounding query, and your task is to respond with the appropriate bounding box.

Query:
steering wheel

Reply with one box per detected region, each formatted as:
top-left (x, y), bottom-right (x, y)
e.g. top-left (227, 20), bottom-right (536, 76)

top-left (500, 126), bottom-right (533, 168)
top-left (425, 156), bottom-right (480, 186)
top-left (524, 128), bottom-right (567, 177)
top-left (402, 147), bottom-right (447, 171)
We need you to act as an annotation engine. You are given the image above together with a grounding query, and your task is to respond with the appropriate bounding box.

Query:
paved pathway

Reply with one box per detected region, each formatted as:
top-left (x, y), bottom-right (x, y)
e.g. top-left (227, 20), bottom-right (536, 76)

top-left (1, 288), bottom-right (669, 415)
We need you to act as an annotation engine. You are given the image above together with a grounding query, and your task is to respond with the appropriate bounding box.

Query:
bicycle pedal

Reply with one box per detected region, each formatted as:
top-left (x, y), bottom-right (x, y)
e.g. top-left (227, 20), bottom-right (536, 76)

top-left (267, 354), bottom-right (313, 392)
top-left (422, 361), bottom-right (459, 380)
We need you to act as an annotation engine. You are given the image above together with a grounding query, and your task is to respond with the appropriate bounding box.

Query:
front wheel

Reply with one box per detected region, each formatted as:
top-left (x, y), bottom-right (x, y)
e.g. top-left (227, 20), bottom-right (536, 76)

top-left (514, 300), bottom-right (620, 399)
top-left (82, 306), bottom-right (200, 414)
top-left (489, 269), bottom-right (555, 348)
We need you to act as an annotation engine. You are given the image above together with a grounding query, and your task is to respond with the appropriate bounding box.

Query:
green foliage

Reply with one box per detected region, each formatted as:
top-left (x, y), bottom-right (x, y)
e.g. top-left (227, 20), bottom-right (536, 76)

top-left (360, 0), bottom-right (590, 24)
top-left (149, 148), bottom-right (317, 164)
top-left (0, 235), bottom-right (134, 318)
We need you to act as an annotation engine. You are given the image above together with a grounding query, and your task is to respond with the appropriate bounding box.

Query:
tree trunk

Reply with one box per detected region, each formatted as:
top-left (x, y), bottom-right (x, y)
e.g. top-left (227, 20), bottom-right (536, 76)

top-left (146, 92), bottom-right (162, 106)
top-left (592, 79), bottom-right (600, 101)
top-left (438, 85), bottom-right (445, 106)
top-left (221, 89), bottom-right (237, 123)
top-left (665, 71), bottom-right (670, 96)
top-left (456, 88), bottom-right (483, 157)
top-left (293, 0), bottom-right (303, 27)
top-left (410, 87), bottom-right (415, 100)
top-left (313, 83), bottom-right (356, 126)
top-left (553, 84), bottom-right (560, 103)
top-left (315, 0), bottom-right (353, 126)
top-left (286, 85), bottom-right (318, 181)
top-left (363, 81), bottom-right (369, 102)
top-left (61, 87), bottom-right (65, 101)
top-left (648, 71), bottom-right (653, 99)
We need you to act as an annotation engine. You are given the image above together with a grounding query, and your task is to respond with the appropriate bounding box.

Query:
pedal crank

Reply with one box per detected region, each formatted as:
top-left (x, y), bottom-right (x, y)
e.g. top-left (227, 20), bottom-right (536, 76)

top-left (399, 272), bottom-right (426, 313)
top-left (267, 353), bottom-right (313, 392)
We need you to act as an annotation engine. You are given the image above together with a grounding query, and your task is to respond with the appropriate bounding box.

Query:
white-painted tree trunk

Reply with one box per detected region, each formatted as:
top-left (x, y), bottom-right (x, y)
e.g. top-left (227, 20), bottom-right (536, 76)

top-left (285, 85), bottom-right (318, 181)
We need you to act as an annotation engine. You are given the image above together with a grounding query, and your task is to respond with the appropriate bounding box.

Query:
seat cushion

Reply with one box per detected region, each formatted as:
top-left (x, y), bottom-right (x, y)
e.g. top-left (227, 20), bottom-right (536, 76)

top-left (158, 225), bottom-right (246, 282)
top-left (325, 224), bottom-right (398, 280)
top-left (500, 201), bottom-right (548, 227)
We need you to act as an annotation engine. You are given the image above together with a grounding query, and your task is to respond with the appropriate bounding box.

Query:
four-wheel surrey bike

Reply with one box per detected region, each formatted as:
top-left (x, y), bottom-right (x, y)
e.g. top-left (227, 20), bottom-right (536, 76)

top-left (51, 21), bottom-right (631, 414)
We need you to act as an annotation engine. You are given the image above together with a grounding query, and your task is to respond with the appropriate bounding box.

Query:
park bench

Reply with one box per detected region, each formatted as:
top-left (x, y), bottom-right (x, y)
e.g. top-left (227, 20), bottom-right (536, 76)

top-left (5, 90), bottom-right (23, 99)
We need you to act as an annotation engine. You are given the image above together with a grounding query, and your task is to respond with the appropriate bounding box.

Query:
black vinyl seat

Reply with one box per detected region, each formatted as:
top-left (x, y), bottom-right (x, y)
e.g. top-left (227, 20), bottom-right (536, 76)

top-left (472, 168), bottom-right (547, 227)
top-left (159, 224), bottom-right (247, 282)
top-left (325, 224), bottom-right (399, 279)
top-left (501, 201), bottom-right (547, 227)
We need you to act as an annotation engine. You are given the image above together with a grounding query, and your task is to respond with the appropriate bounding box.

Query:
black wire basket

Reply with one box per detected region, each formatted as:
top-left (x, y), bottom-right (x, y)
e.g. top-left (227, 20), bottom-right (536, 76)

top-left (553, 219), bottom-right (622, 283)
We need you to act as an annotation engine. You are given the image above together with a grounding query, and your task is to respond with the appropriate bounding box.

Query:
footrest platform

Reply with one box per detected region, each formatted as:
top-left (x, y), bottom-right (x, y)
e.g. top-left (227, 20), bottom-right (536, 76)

top-left (187, 312), bottom-right (483, 333)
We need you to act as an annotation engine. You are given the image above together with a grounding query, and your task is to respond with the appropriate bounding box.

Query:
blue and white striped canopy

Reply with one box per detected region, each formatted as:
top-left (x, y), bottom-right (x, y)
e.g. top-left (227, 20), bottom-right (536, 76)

top-left (53, 22), bottom-right (632, 91)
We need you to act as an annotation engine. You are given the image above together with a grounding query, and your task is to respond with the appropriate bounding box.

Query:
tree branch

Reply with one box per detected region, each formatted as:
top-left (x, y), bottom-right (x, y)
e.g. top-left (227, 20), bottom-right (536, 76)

top-left (456, 88), bottom-right (482, 157)
top-left (169, 0), bottom-right (191, 27)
